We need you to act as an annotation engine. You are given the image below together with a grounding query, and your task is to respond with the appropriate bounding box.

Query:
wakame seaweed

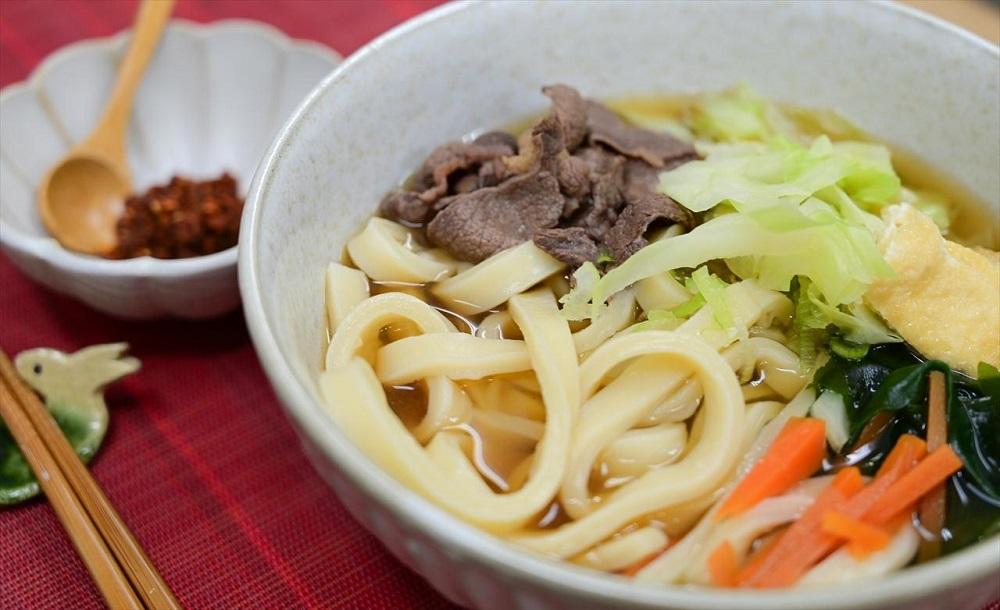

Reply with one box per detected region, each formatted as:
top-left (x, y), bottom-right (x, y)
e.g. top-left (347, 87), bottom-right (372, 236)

top-left (815, 344), bottom-right (1000, 552)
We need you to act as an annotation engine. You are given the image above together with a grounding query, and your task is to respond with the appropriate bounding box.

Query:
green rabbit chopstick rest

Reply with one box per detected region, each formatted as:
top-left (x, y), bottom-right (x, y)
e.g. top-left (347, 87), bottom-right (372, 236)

top-left (0, 343), bottom-right (140, 505)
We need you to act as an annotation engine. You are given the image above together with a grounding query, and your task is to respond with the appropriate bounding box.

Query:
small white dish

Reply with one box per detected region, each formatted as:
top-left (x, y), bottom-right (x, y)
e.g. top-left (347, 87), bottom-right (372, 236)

top-left (240, 2), bottom-right (999, 610)
top-left (0, 19), bottom-right (339, 319)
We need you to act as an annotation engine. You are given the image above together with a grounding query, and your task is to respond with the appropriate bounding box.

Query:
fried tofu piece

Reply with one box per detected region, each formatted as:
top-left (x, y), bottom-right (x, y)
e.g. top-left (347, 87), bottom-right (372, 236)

top-left (865, 204), bottom-right (1000, 375)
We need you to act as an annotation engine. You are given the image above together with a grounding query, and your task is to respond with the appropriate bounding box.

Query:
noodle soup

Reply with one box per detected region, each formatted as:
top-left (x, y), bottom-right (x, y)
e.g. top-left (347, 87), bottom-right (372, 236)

top-left (317, 85), bottom-right (1000, 588)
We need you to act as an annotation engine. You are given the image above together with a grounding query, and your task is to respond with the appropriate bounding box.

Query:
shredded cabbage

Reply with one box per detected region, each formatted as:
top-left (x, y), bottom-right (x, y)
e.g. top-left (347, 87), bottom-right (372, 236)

top-left (687, 267), bottom-right (734, 332)
top-left (901, 187), bottom-right (951, 232)
top-left (810, 390), bottom-right (851, 452)
top-left (803, 281), bottom-right (901, 345)
top-left (570, 134), bottom-right (897, 320)
top-left (691, 85), bottom-right (770, 142)
top-left (627, 309), bottom-right (683, 333)
top-left (659, 136), bottom-right (899, 215)
top-left (790, 278), bottom-right (830, 371)
top-left (560, 262), bottom-right (600, 320)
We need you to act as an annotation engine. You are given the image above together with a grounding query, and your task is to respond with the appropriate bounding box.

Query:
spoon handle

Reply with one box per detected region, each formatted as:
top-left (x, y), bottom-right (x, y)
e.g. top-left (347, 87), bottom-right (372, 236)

top-left (85, 0), bottom-right (175, 165)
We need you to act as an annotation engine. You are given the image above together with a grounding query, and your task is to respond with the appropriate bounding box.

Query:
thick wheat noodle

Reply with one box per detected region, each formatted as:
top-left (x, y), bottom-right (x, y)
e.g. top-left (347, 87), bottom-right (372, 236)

top-left (324, 292), bottom-right (474, 443)
top-left (575, 527), bottom-right (669, 572)
top-left (599, 422), bottom-right (688, 479)
top-left (511, 331), bottom-right (746, 558)
top-left (572, 290), bottom-right (636, 355)
top-left (635, 387), bottom-right (817, 583)
top-left (347, 217), bottom-right (457, 282)
top-left (798, 524), bottom-right (920, 586)
top-left (557, 283), bottom-right (792, 520)
top-left (432, 241), bottom-right (565, 315)
top-left (318, 289), bottom-right (577, 532)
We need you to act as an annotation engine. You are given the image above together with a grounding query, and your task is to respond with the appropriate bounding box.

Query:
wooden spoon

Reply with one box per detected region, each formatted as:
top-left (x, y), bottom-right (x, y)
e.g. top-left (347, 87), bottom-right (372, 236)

top-left (37, 0), bottom-right (175, 256)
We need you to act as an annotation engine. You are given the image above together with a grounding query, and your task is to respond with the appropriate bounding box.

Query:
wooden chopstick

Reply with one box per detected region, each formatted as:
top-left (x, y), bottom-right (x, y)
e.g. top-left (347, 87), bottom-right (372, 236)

top-left (0, 370), bottom-right (143, 609)
top-left (0, 350), bottom-right (181, 610)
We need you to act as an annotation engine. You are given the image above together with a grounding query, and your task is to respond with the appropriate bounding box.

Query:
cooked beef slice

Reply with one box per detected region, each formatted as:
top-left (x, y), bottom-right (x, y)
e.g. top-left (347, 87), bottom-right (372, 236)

top-left (417, 139), bottom-right (516, 202)
top-left (604, 194), bottom-right (693, 261)
top-left (473, 131), bottom-right (519, 149)
top-left (427, 171), bottom-right (563, 262)
top-left (556, 154), bottom-right (592, 202)
top-left (572, 154), bottom-right (626, 242)
top-left (623, 158), bottom-right (697, 228)
top-left (542, 84), bottom-right (588, 150)
top-left (453, 173), bottom-right (480, 194)
top-left (380, 190), bottom-right (432, 225)
top-left (533, 227), bottom-right (599, 266)
top-left (477, 158), bottom-right (508, 188)
top-left (587, 101), bottom-right (696, 168)
top-left (503, 116), bottom-right (592, 201)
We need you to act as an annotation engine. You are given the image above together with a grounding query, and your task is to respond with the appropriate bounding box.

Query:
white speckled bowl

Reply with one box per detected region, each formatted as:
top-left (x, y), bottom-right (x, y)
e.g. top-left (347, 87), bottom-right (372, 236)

top-left (240, 2), bottom-right (1000, 609)
top-left (0, 19), bottom-right (339, 319)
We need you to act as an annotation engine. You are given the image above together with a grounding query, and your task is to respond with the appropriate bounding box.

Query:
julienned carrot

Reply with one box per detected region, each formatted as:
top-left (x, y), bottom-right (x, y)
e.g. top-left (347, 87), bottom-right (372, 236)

top-left (877, 434), bottom-right (927, 480)
top-left (833, 436), bottom-right (927, 522)
top-left (820, 511), bottom-right (890, 558)
top-left (738, 527), bottom-right (784, 578)
top-left (737, 436), bottom-right (936, 588)
top-left (707, 541), bottom-right (738, 588)
top-left (924, 372), bottom-right (948, 451)
top-left (919, 371), bottom-right (948, 560)
top-left (737, 467), bottom-right (863, 588)
top-left (716, 418), bottom-right (827, 520)
top-left (866, 445), bottom-right (963, 525)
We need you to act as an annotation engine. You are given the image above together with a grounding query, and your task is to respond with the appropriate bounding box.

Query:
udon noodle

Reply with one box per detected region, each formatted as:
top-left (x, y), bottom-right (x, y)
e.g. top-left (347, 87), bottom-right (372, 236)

top-left (316, 85), bottom-right (1000, 589)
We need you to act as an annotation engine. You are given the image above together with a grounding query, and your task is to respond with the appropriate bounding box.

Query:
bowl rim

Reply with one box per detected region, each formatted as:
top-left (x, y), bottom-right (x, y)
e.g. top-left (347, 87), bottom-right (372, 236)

top-left (240, 2), bottom-right (999, 608)
top-left (0, 18), bottom-right (340, 278)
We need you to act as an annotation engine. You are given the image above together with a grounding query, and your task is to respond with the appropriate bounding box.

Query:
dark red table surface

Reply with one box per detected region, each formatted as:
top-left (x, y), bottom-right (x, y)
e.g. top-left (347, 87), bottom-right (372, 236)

top-left (1, 2), bottom-right (998, 610)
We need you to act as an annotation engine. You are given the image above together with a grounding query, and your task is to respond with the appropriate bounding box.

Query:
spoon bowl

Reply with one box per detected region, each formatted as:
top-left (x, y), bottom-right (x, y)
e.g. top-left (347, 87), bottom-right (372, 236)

top-left (38, 156), bottom-right (130, 255)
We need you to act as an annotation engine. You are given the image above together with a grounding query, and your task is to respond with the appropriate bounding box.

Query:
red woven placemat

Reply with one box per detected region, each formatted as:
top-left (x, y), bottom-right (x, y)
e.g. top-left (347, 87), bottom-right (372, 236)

top-left (1, 2), bottom-right (997, 610)
top-left (0, 2), bottom-right (460, 608)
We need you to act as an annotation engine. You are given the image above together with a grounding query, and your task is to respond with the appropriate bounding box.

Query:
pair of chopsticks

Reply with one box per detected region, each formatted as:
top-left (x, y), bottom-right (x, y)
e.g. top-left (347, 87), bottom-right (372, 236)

top-left (0, 349), bottom-right (181, 610)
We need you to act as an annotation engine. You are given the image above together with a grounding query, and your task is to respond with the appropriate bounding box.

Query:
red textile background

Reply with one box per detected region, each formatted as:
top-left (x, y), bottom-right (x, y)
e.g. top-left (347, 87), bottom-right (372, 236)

top-left (0, 2), bottom-right (997, 610)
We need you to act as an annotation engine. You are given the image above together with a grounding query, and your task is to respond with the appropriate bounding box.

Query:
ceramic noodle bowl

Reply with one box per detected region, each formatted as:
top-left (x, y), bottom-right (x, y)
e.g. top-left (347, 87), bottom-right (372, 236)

top-left (239, 2), bottom-right (1000, 609)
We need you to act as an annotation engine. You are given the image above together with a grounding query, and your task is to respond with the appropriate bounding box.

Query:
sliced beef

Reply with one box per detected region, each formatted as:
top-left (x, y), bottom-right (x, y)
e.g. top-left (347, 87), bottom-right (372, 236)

top-left (388, 85), bottom-right (702, 271)
top-left (555, 152), bottom-right (592, 203)
top-left (418, 138), bottom-right (516, 203)
top-left (587, 101), bottom-right (697, 168)
top-left (473, 131), bottom-right (518, 149)
top-left (453, 173), bottom-right (480, 194)
top-left (542, 84), bottom-right (588, 151)
top-left (603, 194), bottom-right (694, 261)
top-left (380, 190), bottom-right (432, 225)
top-left (503, 116), bottom-right (591, 201)
top-left (427, 171), bottom-right (563, 262)
top-left (572, 154), bottom-right (626, 242)
top-left (533, 227), bottom-right (599, 267)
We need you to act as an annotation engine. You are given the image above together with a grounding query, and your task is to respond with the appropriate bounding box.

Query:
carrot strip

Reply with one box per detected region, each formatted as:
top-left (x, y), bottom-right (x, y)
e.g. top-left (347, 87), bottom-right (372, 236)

top-left (821, 511), bottom-right (890, 558)
top-left (919, 371), bottom-right (948, 560)
top-left (738, 527), bottom-right (784, 578)
top-left (707, 541), bottom-right (739, 588)
top-left (736, 467), bottom-right (862, 588)
top-left (738, 436), bottom-right (932, 588)
top-left (877, 434), bottom-right (927, 480)
top-left (866, 445), bottom-right (962, 525)
top-left (924, 372), bottom-right (948, 451)
top-left (716, 418), bottom-right (827, 520)
top-left (836, 435), bottom-right (926, 521)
